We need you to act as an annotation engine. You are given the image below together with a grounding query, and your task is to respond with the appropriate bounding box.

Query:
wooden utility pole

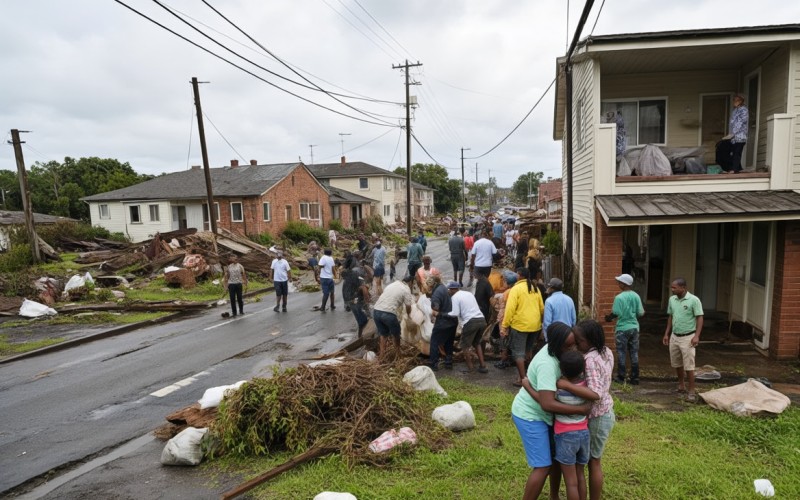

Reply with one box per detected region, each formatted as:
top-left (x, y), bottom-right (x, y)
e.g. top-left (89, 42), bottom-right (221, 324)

top-left (9, 129), bottom-right (40, 263)
top-left (460, 147), bottom-right (470, 221)
top-left (191, 77), bottom-right (218, 253)
top-left (392, 60), bottom-right (422, 237)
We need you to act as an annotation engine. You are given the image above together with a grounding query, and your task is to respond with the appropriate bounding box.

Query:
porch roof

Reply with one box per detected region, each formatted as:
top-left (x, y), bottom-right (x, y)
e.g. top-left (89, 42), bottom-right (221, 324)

top-left (596, 190), bottom-right (800, 227)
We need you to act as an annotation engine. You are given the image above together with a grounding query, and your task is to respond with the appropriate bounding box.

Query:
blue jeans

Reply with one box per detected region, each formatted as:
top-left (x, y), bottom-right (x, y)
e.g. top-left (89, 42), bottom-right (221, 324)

top-left (350, 301), bottom-right (369, 329)
top-left (615, 328), bottom-right (639, 380)
top-left (429, 321), bottom-right (457, 368)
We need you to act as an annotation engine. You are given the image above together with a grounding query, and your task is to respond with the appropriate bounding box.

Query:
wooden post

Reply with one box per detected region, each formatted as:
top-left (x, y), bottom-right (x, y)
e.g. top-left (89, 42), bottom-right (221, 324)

top-left (9, 129), bottom-right (40, 263)
top-left (191, 77), bottom-right (219, 254)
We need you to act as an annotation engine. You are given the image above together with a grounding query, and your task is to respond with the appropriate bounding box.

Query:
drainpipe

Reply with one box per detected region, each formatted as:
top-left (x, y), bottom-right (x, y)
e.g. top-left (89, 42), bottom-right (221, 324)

top-left (564, 0), bottom-right (595, 287)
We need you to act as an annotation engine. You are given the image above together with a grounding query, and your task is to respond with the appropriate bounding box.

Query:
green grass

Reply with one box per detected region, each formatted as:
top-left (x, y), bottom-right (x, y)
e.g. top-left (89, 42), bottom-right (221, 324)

top-left (0, 334), bottom-right (65, 356)
top-left (125, 276), bottom-right (272, 302)
top-left (0, 312), bottom-right (169, 330)
top-left (203, 378), bottom-right (800, 500)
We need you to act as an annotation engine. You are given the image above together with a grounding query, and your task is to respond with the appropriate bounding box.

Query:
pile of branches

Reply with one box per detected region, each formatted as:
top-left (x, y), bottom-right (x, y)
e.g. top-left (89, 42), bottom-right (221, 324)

top-left (208, 359), bottom-right (450, 466)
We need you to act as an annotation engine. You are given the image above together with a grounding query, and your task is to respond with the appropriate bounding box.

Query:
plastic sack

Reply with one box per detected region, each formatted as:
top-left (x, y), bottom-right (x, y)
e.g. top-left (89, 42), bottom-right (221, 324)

top-left (64, 274), bottom-right (88, 293)
top-left (432, 401), bottom-right (475, 431)
top-left (19, 299), bottom-right (57, 318)
top-left (700, 379), bottom-right (790, 416)
top-left (754, 479), bottom-right (775, 497)
top-left (403, 366), bottom-right (447, 397)
top-left (163, 266), bottom-right (181, 274)
top-left (314, 493), bottom-right (357, 500)
top-left (368, 427), bottom-right (418, 453)
top-left (639, 145), bottom-right (672, 176)
top-left (617, 156), bottom-right (633, 176)
top-left (363, 351), bottom-right (377, 362)
top-left (160, 427), bottom-right (207, 466)
top-left (416, 295), bottom-right (434, 342)
top-left (197, 381), bottom-right (247, 410)
top-left (308, 357), bottom-right (344, 368)
top-left (685, 157), bottom-right (707, 174)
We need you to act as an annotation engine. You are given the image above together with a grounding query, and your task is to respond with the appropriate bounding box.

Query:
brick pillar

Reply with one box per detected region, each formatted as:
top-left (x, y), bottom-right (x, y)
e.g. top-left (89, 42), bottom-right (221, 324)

top-left (582, 224), bottom-right (593, 307)
top-left (594, 210), bottom-right (623, 345)
top-left (769, 221), bottom-right (800, 360)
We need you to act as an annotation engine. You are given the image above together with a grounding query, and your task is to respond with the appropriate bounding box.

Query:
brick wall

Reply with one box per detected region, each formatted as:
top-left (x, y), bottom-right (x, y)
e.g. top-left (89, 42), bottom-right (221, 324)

top-left (594, 210), bottom-right (623, 345)
top-left (582, 223), bottom-right (593, 307)
top-left (769, 220), bottom-right (800, 360)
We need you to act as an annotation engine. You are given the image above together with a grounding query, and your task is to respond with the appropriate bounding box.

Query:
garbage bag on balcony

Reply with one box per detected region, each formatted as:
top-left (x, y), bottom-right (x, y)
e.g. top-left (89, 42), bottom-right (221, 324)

top-left (638, 144), bottom-right (672, 177)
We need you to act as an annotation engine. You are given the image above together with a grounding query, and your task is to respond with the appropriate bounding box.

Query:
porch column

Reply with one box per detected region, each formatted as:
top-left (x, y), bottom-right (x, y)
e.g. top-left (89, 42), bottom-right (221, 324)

top-left (594, 209), bottom-right (623, 344)
top-left (769, 220), bottom-right (800, 360)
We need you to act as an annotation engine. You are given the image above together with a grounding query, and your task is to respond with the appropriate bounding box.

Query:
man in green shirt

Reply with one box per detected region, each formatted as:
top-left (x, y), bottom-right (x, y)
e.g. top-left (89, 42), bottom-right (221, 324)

top-left (662, 277), bottom-right (704, 402)
top-left (605, 273), bottom-right (644, 384)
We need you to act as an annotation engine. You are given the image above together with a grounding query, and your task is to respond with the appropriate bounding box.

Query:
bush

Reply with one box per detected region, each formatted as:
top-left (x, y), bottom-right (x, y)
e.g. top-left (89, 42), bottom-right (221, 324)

top-left (542, 230), bottom-right (563, 256)
top-left (34, 221), bottom-right (129, 248)
top-left (328, 219), bottom-right (344, 233)
top-left (281, 221), bottom-right (328, 246)
top-left (249, 231), bottom-right (274, 247)
top-left (0, 244), bottom-right (34, 273)
top-left (361, 214), bottom-right (386, 236)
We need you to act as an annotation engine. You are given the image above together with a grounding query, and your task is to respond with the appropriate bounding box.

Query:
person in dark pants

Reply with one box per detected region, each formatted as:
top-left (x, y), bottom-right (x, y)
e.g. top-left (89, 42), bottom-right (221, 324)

top-left (429, 276), bottom-right (458, 370)
top-left (727, 93), bottom-right (749, 174)
top-left (351, 276), bottom-right (371, 337)
top-left (223, 255), bottom-right (247, 317)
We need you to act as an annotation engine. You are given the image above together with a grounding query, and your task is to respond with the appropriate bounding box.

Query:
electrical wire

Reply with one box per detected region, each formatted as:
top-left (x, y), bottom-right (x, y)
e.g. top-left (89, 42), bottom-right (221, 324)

top-left (318, 0), bottom-right (397, 61)
top-left (353, 0), bottom-right (415, 60)
top-left (185, 97), bottom-right (194, 169)
top-left (465, 78), bottom-right (556, 160)
top-left (410, 133), bottom-right (460, 171)
top-left (317, 128), bottom-right (395, 162)
top-left (153, 0), bottom-right (399, 124)
top-left (202, 111), bottom-right (246, 162)
top-left (589, 0), bottom-right (606, 35)
top-left (388, 127), bottom-right (402, 168)
top-left (114, 0), bottom-right (397, 127)
top-left (334, 0), bottom-right (404, 60)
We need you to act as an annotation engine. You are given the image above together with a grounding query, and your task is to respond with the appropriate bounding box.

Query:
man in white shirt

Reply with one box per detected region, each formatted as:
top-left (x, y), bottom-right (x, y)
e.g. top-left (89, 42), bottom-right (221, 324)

top-left (469, 231), bottom-right (497, 280)
top-left (318, 248), bottom-right (337, 312)
top-left (269, 251), bottom-right (291, 312)
top-left (447, 282), bottom-right (489, 373)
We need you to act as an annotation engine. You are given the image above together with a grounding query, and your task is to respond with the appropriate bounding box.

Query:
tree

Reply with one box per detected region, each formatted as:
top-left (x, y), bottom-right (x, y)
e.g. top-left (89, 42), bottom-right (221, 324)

top-left (394, 163), bottom-right (461, 214)
top-left (511, 171), bottom-right (544, 207)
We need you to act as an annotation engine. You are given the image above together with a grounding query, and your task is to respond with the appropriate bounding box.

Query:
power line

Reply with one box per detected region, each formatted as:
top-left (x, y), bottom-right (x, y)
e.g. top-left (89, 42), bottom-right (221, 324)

top-left (334, 0), bottom-right (404, 60)
top-left (388, 127), bottom-right (402, 169)
top-left (590, 0), bottom-right (607, 35)
top-left (465, 78), bottom-right (556, 160)
top-left (202, 111), bottom-right (246, 162)
top-left (185, 94), bottom-right (194, 169)
top-left (319, 0), bottom-right (397, 61)
top-left (353, 0), bottom-right (415, 59)
top-left (114, 0), bottom-right (397, 128)
top-left (318, 128), bottom-right (395, 162)
top-left (410, 133), bottom-right (459, 171)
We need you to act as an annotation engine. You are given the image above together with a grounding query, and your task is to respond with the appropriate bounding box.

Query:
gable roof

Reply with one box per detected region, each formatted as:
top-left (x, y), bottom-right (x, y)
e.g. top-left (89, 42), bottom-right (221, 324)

top-left (307, 161), bottom-right (403, 179)
top-left (327, 187), bottom-right (379, 204)
top-left (411, 181), bottom-right (435, 191)
top-left (82, 163), bottom-right (303, 202)
top-left (0, 211), bottom-right (77, 226)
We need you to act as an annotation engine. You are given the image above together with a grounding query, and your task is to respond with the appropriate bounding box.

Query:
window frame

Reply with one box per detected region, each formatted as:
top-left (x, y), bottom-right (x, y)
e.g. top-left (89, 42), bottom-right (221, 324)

top-left (148, 204), bottom-right (160, 222)
top-left (202, 202), bottom-right (220, 222)
top-left (601, 96), bottom-right (668, 146)
top-left (383, 204), bottom-right (391, 217)
top-left (359, 177), bottom-right (369, 190)
top-left (262, 202), bottom-right (271, 222)
top-left (129, 205), bottom-right (142, 224)
top-left (299, 202), bottom-right (321, 221)
top-left (99, 204), bottom-right (110, 220)
top-left (230, 202), bottom-right (244, 223)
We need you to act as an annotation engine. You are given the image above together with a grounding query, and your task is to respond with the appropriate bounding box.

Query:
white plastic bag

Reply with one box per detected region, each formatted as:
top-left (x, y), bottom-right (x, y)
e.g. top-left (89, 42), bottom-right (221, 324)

top-left (754, 479), bottom-right (775, 497)
top-left (64, 275), bottom-right (86, 293)
top-left (160, 427), bottom-right (207, 466)
top-left (163, 266), bottom-right (181, 274)
top-left (639, 144), bottom-right (672, 177)
top-left (313, 493), bottom-right (357, 500)
top-left (19, 299), bottom-right (57, 318)
top-left (416, 296), bottom-right (434, 342)
top-left (403, 366), bottom-right (447, 397)
top-left (197, 381), bottom-right (247, 410)
top-left (432, 401), bottom-right (475, 431)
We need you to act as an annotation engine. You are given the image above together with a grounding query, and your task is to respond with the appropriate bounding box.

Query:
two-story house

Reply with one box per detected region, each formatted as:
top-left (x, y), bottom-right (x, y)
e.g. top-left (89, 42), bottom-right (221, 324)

top-left (538, 178), bottom-right (563, 219)
top-left (555, 24), bottom-right (800, 359)
top-left (411, 181), bottom-right (435, 218)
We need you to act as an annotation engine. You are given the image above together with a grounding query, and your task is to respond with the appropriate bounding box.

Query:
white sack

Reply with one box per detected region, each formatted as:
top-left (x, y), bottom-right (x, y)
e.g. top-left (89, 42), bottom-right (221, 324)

top-left (163, 266), bottom-right (181, 274)
top-left (83, 272), bottom-right (94, 285)
top-left (197, 381), bottom-right (247, 410)
top-left (639, 144), bottom-right (672, 177)
top-left (363, 351), bottom-right (377, 362)
top-left (64, 275), bottom-right (87, 293)
top-left (699, 379), bottom-right (791, 416)
top-left (754, 479), bottom-right (775, 497)
top-left (416, 295), bottom-right (434, 342)
top-left (160, 427), bottom-right (207, 466)
top-left (432, 401), bottom-right (475, 431)
top-left (307, 357), bottom-right (345, 368)
top-left (403, 366), bottom-right (447, 397)
top-left (19, 299), bottom-right (57, 318)
top-left (314, 493), bottom-right (357, 500)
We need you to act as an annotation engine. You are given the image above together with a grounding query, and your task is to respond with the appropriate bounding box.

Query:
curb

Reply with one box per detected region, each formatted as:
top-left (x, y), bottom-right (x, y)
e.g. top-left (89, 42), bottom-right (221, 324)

top-left (0, 286), bottom-right (275, 364)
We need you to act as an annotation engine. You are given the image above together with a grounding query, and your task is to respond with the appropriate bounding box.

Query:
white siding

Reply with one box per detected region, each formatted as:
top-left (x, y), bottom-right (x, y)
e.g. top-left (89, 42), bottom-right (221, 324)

top-left (328, 176), bottom-right (397, 223)
top-left (88, 200), bottom-right (173, 242)
top-left (790, 42), bottom-right (800, 189)
top-left (571, 58), bottom-right (596, 228)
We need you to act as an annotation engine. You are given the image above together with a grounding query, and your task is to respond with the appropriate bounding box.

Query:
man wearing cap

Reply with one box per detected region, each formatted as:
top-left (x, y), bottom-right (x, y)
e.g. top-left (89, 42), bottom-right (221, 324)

top-left (373, 275), bottom-right (415, 357)
top-left (269, 251), bottom-right (291, 312)
top-left (541, 277), bottom-right (576, 341)
top-left (447, 282), bottom-right (489, 373)
top-left (662, 277), bottom-right (704, 401)
top-left (429, 276), bottom-right (458, 370)
top-left (605, 273), bottom-right (645, 384)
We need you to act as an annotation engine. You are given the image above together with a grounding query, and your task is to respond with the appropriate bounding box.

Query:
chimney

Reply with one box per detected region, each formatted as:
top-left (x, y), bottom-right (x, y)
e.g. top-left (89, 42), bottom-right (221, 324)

top-left (341, 156), bottom-right (346, 166)
top-left (230, 159), bottom-right (239, 168)
top-left (250, 159), bottom-right (257, 166)
top-left (191, 165), bottom-right (201, 170)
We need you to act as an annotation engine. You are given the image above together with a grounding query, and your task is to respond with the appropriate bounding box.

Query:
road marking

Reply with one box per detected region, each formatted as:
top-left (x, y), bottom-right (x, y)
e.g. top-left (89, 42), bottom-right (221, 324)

top-left (150, 370), bottom-right (210, 398)
top-left (204, 308), bottom-right (267, 331)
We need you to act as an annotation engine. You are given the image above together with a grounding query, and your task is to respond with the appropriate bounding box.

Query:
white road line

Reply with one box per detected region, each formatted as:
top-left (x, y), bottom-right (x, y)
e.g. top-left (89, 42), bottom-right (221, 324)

top-left (149, 370), bottom-right (210, 398)
top-left (203, 308), bottom-right (267, 331)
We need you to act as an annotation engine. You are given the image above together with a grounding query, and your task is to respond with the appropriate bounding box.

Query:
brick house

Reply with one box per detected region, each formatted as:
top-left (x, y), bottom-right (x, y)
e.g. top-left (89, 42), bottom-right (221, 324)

top-left (554, 24), bottom-right (800, 359)
top-left (537, 178), bottom-right (563, 219)
top-left (83, 161), bottom-right (372, 241)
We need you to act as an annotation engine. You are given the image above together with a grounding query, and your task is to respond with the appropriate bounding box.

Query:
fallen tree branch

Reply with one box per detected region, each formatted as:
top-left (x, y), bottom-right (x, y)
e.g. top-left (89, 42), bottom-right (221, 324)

top-left (220, 446), bottom-right (336, 500)
top-left (55, 301), bottom-right (211, 313)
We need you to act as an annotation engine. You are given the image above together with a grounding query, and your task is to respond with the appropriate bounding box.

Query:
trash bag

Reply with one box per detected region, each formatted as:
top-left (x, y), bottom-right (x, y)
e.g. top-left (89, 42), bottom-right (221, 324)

top-left (160, 427), bottom-right (208, 466)
top-left (403, 366), bottom-right (447, 397)
top-left (638, 145), bottom-right (672, 176)
top-left (432, 401), bottom-right (476, 431)
top-left (368, 427), bottom-right (418, 453)
top-left (685, 157), bottom-right (707, 174)
top-left (19, 299), bottom-right (58, 318)
top-left (197, 381), bottom-right (247, 410)
top-left (617, 157), bottom-right (633, 176)
top-left (313, 493), bottom-right (357, 500)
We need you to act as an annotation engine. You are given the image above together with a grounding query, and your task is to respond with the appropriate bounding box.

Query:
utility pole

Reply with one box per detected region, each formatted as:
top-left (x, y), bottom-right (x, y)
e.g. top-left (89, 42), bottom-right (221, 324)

top-left (338, 133), bottom-right (351, 157)
top-left (191, 77), bottom-right (218, 253)
top-left (474, 163), bottom-right (479, 211)
top-left (308, 144), bottom-right (317, 165)
top-left (528, 172), bottom-right (532, 208)
top-left (392, 59), bottom-right (422, 237)
top-left (460, 147), bottom-right (470, 221)
top-left (9, 129), bottom-right (40, 263)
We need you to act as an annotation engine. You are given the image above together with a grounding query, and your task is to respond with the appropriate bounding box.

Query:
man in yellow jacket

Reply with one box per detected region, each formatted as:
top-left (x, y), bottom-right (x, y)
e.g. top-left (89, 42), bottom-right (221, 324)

top-left (501, 268), bottom-right (545, 386)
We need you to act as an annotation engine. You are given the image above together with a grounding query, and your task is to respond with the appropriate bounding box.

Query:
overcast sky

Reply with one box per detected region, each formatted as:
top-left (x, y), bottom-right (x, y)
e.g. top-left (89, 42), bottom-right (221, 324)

top-left (1, 1), bottom-right (797, 187)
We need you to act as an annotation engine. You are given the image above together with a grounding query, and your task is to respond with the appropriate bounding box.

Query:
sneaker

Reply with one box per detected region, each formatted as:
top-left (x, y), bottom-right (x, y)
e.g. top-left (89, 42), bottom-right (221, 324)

top-left (330, 305), bottom-right (336, 310)
top-left (282, 307), bottom-right (287, 312)
top-left (477, 366), bottom-right (489, 374)
top-left (345, 305), bottom-right (351, 312)
top-left (273, 306), bottom-right (279, 312)
top-left (630, 378), bottom-right (640, 385)
top-left (686, 393), bottom-right (698, 403)
top-left (614, 376), bottom-right (626, 384)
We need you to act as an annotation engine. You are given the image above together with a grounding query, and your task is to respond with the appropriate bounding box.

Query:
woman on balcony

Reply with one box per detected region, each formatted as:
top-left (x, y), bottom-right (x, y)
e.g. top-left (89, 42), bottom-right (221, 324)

top-left (727, 93), bottom-right (749, 174)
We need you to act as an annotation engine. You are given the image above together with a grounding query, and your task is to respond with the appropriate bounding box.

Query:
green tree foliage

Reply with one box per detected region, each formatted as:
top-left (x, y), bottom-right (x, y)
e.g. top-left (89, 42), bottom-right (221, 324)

top-left (511, 171), bottom-right (544, 206)
top-left (0, 157), bottom-right (152, 221)
top-left (394, 163), bottom-right (461, 214)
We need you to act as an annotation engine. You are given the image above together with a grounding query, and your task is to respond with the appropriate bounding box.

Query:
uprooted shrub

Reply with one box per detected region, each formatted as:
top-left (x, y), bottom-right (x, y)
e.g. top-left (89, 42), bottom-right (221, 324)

top-left (281, 221), bottom-right (328, 246)
top-left (207, 359), bottom-right (450, 466)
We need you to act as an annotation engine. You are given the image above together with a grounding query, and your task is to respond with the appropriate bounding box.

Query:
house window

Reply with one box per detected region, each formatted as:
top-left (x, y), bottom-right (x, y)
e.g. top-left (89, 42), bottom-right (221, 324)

top-left (359, 177), bottom-right (369, 190)
top-left (99, 204), bottom-right (110, 220)
top-left (129, 205), bottom-right (141, 224)
top-left (263, 202), bottom-right (271, 221)
top-left (285, 205), bottom-right (293, 221)
top-left (749, 222), bottom-right (769, 286)
top-left (384, 178), bottom-right (391, 191)
top-left (231, 202), bottom-right (243, 222)
top-left (601, 98), bottom-right (667, 146)
top-left (332, 205), bottom-right (341, 220)
top-left (299, 202), bottom-right (321, 220)
top-left (149, 204), bottom-right (160, 222)
top-left (202, 203), bottom-right (220, 226)
top-left (384, 205), bottom-right (391, 217)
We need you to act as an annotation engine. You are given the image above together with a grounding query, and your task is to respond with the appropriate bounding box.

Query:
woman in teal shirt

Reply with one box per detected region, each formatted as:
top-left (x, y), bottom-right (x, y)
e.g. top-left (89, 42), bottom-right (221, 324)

top-left (513, 322), bottom-right (592, 500)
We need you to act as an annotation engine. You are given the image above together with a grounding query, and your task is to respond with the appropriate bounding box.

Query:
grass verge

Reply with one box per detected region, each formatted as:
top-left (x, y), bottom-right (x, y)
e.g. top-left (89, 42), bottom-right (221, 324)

top-left (0, 334), bottom-right (65, 356)
top-left (202, 378), bottom-right (800, 499)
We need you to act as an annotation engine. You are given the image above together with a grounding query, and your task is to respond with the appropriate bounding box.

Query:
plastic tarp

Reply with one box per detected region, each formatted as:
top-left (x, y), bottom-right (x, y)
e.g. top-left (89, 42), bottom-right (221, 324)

top-left (64, 272), bottom-right (95, 293)
top-left (638, 144), bottom-right (672, 177)
top-left (19, 299), bottom-right (58, 318)
top-left (699, 379), bottom-right (791, 416)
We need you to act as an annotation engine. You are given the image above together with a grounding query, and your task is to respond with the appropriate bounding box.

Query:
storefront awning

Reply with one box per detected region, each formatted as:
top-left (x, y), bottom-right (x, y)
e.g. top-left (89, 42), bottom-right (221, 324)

top-left (595, 191), bottom-right (800, 226)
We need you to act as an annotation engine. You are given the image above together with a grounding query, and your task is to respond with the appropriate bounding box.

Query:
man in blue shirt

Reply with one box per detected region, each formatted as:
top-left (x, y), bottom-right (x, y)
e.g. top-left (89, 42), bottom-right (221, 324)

top-left (542, 277), bottom-right (576, 340)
